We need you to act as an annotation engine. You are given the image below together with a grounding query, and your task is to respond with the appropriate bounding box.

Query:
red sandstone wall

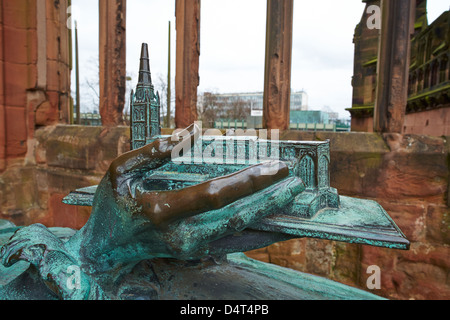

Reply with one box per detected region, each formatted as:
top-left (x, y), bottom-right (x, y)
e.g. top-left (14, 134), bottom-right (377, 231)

top-left (404, 106), bottom-right (450, 136)
top-left (0, 2), bottom-right (5, 171)
top-left (0, 0), bottom-right (71, 172)
top-left (351, 105), bottom-right (450, 136)
top-left (350, 116), bottom-right (374, 133)
top-left (0, 126), bottom-right (449, 300)
top-left (0, 0), bottom-right (38, 163)
top-left (0, 125), bottom-right (130, 228)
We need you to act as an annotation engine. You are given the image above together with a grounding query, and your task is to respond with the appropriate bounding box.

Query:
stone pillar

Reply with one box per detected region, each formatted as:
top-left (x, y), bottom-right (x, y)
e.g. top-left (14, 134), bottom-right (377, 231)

top-left (0, 1), bottom-right (5, 171)
top-left (0, 0), bottom-right (39, 166)
top-left (263, 0), bottom-right (294, 131)
top-left (41, 0), bottom-right (72, 126)
top-left (175, 0), bottom-right (200, 129)
top-left (0, 0), bottom-right (72, 171)
top-left (99, 0), bottom-right (126, 126)
top-left (373, 0), bottom-right (415, 133)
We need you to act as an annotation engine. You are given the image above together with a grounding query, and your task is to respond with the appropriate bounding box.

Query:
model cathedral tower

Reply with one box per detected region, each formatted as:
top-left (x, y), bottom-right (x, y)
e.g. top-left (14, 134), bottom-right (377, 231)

top-left (130, 43), bottom-right (161, 150)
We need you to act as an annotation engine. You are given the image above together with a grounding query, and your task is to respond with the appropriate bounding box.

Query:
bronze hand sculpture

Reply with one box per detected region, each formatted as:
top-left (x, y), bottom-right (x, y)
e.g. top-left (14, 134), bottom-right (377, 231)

top-left (0, 123), bottom-right (304, 299)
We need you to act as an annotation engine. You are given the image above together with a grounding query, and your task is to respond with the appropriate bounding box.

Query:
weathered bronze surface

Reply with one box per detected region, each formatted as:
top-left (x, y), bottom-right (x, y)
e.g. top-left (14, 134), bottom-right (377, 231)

top-left (135, 161), bottom-right (290, 227)
top-left (0, 44), bottom-right (409, 300)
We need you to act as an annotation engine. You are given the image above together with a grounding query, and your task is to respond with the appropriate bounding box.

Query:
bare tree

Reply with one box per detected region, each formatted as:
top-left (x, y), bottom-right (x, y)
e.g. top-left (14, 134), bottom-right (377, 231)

top-left (76, 56), bottom-right (135, 125)
top-left (84, 78), bottom-right (100, 109)
top-left (123, 72), bottom-right (136, 126)
top-left (225, 97), bottom-right (250, 120)
top-left (77, 57), bottom-right (100, 112)
top-left (198, 92), bottom-right (251, 128)
top-left (198, 91), bottom-right (220, 128)
top-left (154, 73), bottom-right (174, 128)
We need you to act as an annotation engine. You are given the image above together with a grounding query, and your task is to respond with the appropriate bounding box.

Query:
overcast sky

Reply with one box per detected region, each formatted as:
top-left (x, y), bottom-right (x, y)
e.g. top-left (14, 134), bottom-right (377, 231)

top-left (70, 0), bottom-right (450, 118)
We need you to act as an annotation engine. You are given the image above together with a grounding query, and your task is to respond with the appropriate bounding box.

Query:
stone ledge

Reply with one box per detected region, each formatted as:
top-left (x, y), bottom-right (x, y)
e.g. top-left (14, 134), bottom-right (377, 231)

top-left (35, 125), bottom-right (130, 173)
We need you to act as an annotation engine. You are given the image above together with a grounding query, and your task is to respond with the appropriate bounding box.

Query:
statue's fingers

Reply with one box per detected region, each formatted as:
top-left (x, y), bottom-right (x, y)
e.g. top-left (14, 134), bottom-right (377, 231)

top-left (8, 224), bottom-right (46, 239)
top-left (164, 176), bottom-right (304, 259)
top-left (135, 161), bottom-right (291, 227)
top-left (109, 123), bottom-right (200, 193)
top-left (0, 238), bottom-right (30, 267)
top-left (131, 122), bottom-right (199, 162)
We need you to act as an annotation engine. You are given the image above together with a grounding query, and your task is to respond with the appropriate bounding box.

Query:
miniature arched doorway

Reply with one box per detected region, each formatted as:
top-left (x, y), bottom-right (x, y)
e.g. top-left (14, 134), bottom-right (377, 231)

top-left (318, 155), bottom-right (330, 188)
top-left (299, 155), bottom-right (316, 189)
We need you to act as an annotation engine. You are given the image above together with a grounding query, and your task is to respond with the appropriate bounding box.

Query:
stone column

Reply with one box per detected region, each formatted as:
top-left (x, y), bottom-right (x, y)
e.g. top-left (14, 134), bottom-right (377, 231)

top-left (41, 0), bottom-right (72, 126)
top-left (0, 0), bottom-right (39, 164)
top-left (373, 0), bottom-right (415, 133)
top-left (0, 1), bottom-right (5, 171)
top-left (99, 0), bottom-right (126, 126)
top-left (175, 0), bottom-right (200, 129)
top-left (263, 0), bottom-right (294, 131)
top-left (0, 0), bottom-right (74, 171)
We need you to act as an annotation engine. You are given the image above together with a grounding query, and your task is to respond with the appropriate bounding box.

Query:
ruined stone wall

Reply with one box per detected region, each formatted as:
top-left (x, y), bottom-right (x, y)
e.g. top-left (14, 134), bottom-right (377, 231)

top-left (347, 0), bottom-right (380, 133)
top-left (349, 2), bottom-right (450, 136)
top-left (0, 0), bottom-right (39, 168)
top-left (404, 105), bottom-right (450, 136)
top-left (0, 0), bottom-right (71, 172)
top-left (0, 125), bottom-right (130, 228)
top-left (0, 125), bottom-right (448, 300)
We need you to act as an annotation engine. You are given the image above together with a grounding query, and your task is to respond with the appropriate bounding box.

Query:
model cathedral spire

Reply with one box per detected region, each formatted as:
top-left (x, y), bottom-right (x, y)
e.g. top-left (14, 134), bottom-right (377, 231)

top-left (130, 43), bottom-right (161, 150)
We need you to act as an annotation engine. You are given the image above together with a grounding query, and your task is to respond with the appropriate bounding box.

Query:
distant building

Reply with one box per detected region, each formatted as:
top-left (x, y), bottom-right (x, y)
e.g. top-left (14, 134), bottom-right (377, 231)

top-left (290, 110), bottom-right (329, 125)
top-left (290, 91), bottom-right (309, 111)
top-left (321, 106), bottom-right (339, 123)
top-left (76, 111), bottom-right (102, 126)
top-left (202, 90), bottom-right (309, 118)
top-left (199, 90), bottom-right (349, 131)
top-left (215, 92), bottom-right (262, 116)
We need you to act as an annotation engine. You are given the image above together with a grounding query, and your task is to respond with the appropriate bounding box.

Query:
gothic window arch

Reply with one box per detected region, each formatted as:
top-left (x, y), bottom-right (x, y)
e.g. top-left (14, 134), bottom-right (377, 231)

top-left (411, 72), bottom-right (417, 95)
top-left (430, 60), bottom-right (439, 87)
top-left (440, 55), bottom-right (448, 83)
top-left (318, 155), bottom-right (330, 188)
top-left (424, 65), bottom-right (431, 89)
top-left (299, 155), bottom-right (316, 189)
top-left (417, 69), bottom-right (424, 92)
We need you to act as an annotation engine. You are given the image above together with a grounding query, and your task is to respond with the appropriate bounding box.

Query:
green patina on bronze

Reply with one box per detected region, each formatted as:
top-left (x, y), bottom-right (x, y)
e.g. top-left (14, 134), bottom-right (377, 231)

top-left (0, 43), bottom-right (408, 300)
